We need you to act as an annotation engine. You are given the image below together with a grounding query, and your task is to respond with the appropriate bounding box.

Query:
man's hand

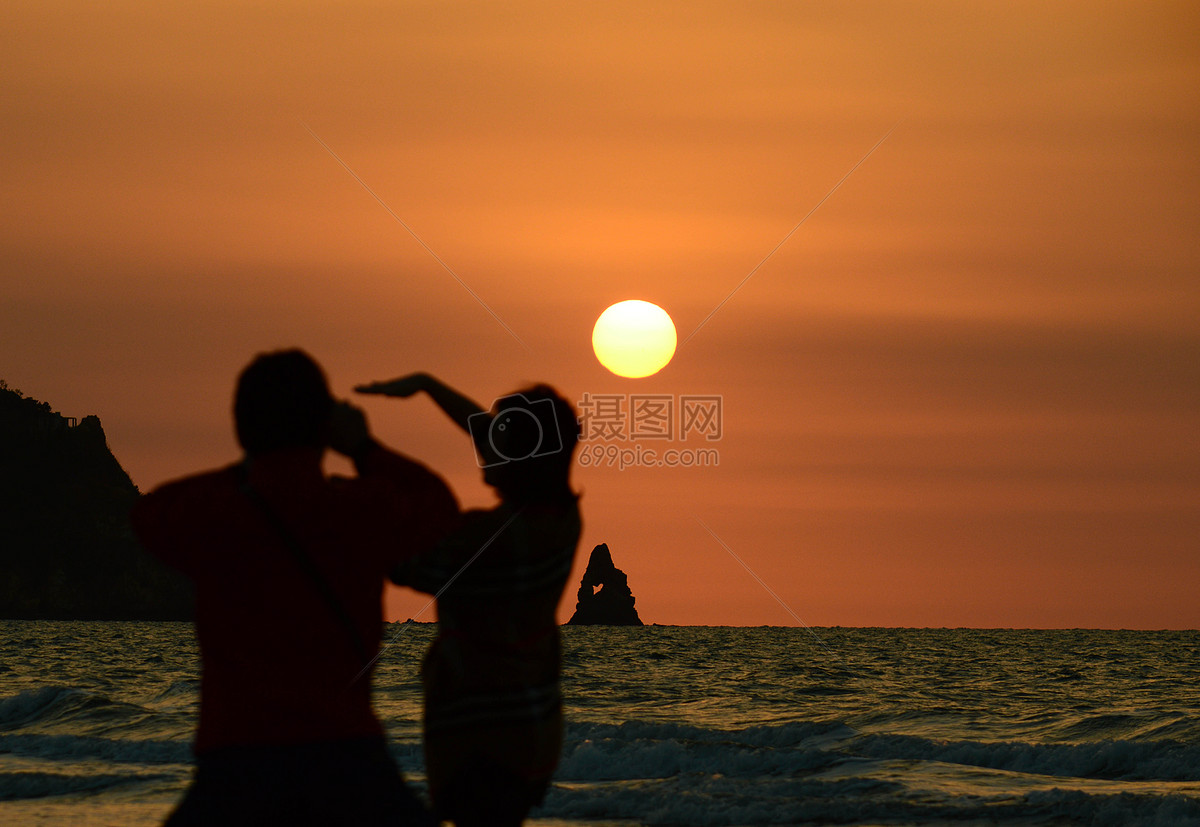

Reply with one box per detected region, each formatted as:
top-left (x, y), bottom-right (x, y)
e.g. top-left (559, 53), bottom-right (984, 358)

top-left (329, 401), bottom-right (372, 458)
top-left (355, 373), bottom-right (430, 398)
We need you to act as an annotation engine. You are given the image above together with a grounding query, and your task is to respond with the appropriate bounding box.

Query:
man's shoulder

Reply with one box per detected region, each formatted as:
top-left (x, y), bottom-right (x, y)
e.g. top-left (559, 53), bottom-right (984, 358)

top-left (130, 462), bottom-right (244, 560)
top-left (142, 463), bottom-right (242, 502)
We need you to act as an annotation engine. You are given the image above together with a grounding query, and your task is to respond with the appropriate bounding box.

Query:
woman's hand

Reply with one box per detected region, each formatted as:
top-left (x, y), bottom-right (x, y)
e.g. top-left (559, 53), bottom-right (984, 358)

top-left (357, 372), bottom-right (483, 435)
top-left (355, 372), bottom-right (430, 398)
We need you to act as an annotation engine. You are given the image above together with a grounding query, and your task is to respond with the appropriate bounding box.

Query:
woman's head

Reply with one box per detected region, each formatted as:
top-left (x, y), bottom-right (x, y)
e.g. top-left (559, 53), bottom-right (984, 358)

top-left (478, 385), bottom-right (580, 501)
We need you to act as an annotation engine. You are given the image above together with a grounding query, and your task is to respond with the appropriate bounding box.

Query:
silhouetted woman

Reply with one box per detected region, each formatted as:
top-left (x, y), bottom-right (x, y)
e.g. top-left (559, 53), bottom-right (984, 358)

top-left (357, 373), bottom-right (582, 827)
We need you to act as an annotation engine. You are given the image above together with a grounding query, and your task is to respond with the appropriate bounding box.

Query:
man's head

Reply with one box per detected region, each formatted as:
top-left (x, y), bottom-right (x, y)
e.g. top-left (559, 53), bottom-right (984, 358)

top-left (234, 349), bottom-right (334, 456)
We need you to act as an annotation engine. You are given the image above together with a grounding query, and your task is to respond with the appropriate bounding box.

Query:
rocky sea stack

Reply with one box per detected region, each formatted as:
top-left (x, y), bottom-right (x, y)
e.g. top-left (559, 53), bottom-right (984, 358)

top-left (0, 382), bottom-right (192, 619)
top-left (566, 543), bottom-right (643, 626)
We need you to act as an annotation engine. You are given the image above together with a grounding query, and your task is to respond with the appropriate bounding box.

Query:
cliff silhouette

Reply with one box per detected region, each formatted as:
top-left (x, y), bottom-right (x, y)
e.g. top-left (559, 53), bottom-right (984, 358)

top-left (566, 543), bottom-right (644, 626)
top-left (0, 381), bottom-right (193, 619)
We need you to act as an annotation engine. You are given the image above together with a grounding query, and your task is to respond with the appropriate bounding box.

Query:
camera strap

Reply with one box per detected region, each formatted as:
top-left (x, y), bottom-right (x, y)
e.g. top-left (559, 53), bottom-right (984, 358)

top-left (237, 465), bottom-right (372, 672)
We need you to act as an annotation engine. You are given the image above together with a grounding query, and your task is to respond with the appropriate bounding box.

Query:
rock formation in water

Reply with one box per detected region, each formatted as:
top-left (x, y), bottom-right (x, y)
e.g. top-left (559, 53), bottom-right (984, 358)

top-left (0, 381), bottom-right (193, 619)
top-left (566, 543), bottom-right (643, 626)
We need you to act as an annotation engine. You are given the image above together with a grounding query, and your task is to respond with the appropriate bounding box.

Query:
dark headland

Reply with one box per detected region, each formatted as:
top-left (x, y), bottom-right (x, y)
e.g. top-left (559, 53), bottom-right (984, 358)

top-left (0, 382), bottom-right (192, 620)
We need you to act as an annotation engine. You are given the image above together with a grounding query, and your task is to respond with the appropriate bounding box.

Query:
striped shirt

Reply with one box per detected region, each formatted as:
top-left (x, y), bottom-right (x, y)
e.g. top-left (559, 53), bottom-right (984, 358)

top-left (397, 499), bottom-right (581, 734)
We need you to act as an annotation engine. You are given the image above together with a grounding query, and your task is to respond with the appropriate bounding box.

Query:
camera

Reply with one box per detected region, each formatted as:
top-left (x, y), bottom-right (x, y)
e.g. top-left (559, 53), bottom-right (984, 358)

top-left (468, 393), bottom-right (564, 468)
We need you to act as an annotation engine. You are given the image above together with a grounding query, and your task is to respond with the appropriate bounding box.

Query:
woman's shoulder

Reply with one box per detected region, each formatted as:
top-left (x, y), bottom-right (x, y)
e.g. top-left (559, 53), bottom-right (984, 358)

top-left (446, 501), bottom-right (579, 554)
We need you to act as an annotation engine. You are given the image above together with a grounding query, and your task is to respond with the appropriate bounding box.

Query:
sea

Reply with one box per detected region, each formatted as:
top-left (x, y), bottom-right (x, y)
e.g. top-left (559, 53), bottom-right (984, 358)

top-left (2, 623), bottom-right (1199, 826)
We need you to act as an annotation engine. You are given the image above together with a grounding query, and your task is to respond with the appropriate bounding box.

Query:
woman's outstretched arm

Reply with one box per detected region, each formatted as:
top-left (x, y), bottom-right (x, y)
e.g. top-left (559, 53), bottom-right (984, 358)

top-left (355, 372), bottom-right (487, 435)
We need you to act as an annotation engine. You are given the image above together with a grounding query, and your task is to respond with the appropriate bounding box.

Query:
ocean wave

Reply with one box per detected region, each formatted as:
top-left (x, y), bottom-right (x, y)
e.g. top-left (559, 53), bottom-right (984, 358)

top-left (539, 774), bottom-right (1200, 827)
top-left (1023, 789), bottom-right (1200, 827)
top-left (0, 686), bottom-right (151, 733)
top-left (0, 770), bottom-right (171, 802)
top-left (559, 720), bottom-right (855, 781)
top-left (563, 719), bottom-right (1200, 785)
top-left (567, 719), bottom-right (853, 747)
top-left (543, 776), bottom-right (902, 826)
top-left (542, 774), bottom-right (1200, 826)
top-left (145, 679), bottom-right (199, 703)
top-left (0, 733), bottom-right (191, 766)
top-left (556, 720), bottom-right (1200, 796)
top-left (1054, 711), bottom-right (1168, 741)
top-left (856, 733), bottom-right (1200, 782)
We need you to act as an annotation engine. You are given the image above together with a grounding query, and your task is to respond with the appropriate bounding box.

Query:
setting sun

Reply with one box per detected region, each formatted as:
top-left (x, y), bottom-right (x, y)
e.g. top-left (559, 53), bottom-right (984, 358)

top-left (592, 300), bottom-right (678, 378)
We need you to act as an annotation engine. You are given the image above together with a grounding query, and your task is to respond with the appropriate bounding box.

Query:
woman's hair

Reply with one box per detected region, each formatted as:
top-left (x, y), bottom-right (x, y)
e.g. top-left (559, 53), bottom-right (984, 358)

top-left (484, 384), bottom-right (580, 501)
top-left (234, 349), bottom-right (333, 455)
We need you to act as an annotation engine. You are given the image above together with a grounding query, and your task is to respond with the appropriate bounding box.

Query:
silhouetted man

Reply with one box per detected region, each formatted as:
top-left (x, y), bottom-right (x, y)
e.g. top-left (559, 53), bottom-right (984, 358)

top-left (132, 350), bottom-right (457, 825)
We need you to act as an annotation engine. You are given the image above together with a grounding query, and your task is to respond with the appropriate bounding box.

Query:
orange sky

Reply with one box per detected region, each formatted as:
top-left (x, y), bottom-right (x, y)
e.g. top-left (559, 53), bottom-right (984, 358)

top-left (3, 2), bottom-right (1198, 627)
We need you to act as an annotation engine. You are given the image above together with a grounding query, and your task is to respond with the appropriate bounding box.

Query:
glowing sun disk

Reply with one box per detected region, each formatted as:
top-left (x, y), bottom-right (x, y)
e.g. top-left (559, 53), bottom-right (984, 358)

top-left (592, 300), bottom-right (677, 378)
